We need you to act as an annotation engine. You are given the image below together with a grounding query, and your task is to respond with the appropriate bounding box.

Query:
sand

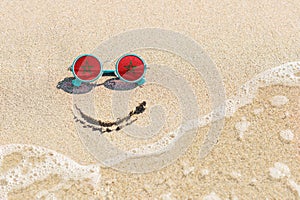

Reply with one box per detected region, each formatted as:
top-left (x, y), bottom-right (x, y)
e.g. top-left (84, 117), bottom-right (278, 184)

top-left (0, 0), bottom-right (299, 199)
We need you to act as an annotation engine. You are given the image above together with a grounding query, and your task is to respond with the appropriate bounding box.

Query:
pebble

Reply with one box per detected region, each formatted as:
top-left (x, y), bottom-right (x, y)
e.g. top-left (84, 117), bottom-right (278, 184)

top-left (203, 192), bottom-right (222, 200)
top-left (166, 179), bottom-right (175, 187)
top-left (270, 95), bottom-right (289, 107)
top-left (249, 178), bottom-right (257, 186)
top-left (230, 171), bottom-right (242, 180)
top-left (235, 117), bottom-right (251, 139)
top-left (183, 166), bottom-right (195, 176)
top-left (269, 162), bottom-right (291, 179)
top-left (198, 169), bottom-right (210, 180)
top-left (285, 111), bottom-right (290, 117)
top-left (201, 169), bottom-right (210, 176)
top-left (253, 107), bottom-right (264, 115)
top-left (143, 184), bottom-right (151, 193)
top-left (182, 162), bottom-right (195, 176)
top-left (160, 193), bottom-right (173, 200)
top-left (279, 129), bottom-right (294, 141)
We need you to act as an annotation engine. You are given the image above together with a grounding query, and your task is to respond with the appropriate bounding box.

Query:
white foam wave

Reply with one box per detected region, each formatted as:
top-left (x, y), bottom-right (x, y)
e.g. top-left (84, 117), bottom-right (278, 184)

top-left (0, 144), bottom-right (100, 200)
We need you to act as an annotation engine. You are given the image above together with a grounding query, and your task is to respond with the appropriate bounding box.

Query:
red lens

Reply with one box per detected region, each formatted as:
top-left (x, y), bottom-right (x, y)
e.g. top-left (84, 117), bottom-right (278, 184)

top-left (73, 55), bottom-right (101, 81)
top-left (117, 55), bottom-right (145, 82)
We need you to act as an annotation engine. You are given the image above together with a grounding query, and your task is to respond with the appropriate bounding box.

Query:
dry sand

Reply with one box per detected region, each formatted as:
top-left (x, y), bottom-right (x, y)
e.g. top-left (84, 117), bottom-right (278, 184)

top-left (0, 0), bottom-right (299, 199)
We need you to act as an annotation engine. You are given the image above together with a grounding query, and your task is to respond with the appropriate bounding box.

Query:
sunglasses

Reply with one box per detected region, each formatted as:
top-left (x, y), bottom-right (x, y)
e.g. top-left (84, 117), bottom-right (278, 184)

top-left (71, 54), bottom-right (146, 87)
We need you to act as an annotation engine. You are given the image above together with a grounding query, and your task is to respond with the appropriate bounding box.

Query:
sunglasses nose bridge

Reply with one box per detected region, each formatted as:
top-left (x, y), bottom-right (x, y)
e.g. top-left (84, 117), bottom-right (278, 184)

top-left (101, 60), bottom-right (116, 77)
top-left (102, 69), bottom-right (116, 76)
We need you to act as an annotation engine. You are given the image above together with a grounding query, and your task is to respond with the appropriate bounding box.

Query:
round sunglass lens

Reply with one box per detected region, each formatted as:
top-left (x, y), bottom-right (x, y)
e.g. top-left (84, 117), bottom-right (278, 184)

top-left (73, 55), bottom-right (101, 81)
top-left (117, 55), bottom-right (145, 82)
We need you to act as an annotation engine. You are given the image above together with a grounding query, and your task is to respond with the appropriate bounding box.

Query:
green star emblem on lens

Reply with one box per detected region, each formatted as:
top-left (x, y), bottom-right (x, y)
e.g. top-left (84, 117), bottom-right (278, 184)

top-left (81, 61), bottom-right (94, 75)
top-left (124, 61), bottom-right (137, 74)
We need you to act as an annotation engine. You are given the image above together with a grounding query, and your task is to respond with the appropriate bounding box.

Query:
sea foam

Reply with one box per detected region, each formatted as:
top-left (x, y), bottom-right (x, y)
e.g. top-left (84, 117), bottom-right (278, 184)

top-left (0, 144), bottom-right (100, 200)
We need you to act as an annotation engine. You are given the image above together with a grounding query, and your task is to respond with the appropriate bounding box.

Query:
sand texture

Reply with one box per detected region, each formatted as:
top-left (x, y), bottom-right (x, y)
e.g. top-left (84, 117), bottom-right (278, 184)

top-left (0, 0), bottom-right (299, 199)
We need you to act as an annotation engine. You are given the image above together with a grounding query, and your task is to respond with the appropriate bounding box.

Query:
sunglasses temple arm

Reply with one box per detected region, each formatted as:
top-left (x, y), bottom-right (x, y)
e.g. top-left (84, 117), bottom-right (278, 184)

top-left (72, 78), bottom-right (82, 87)
top-left (102, 69), bottom-right (116, 76)
top-left (136, 78), bottom-right (146, 86)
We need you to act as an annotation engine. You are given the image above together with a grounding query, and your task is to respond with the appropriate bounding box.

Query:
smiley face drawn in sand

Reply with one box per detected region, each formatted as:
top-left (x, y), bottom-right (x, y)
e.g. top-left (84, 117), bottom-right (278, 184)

top-left (73, 28), bottom-right (226, 173)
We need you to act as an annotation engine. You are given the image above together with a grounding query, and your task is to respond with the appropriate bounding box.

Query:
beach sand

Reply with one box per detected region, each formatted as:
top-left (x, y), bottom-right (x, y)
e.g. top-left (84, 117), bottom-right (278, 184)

top-left (0, 0), bottom-right (299, 199)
